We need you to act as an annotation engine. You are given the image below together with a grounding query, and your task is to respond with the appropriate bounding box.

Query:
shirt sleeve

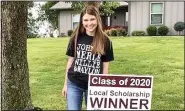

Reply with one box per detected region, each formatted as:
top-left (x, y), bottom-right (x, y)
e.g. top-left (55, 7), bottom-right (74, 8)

top-left (66, 37), bottom-right (75, 57)
top-left (101, 39), bottom-right (114, 62)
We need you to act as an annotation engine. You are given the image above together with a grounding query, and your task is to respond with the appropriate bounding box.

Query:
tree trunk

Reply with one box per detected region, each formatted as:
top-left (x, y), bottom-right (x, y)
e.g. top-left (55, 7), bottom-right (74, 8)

top-left (2, 1), bottom-right (33, 110)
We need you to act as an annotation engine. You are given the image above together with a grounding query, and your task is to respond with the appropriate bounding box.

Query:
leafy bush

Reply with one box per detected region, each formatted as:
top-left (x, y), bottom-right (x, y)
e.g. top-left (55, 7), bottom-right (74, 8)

top-left (116, 28), bottom-right (127, 36)
top-left (27, 32), bottom-right (38, 38)
top-left (158, 25), bottom-right (169, 36)
top-left (59, 33), bottom-right (66, 37)
top-left (131, 30), bottom-right (145, 36)
top-left (174, 22), bottom-right (185, 31)
top-left (174, 22), bottom-right (185, 35)
top-left (104, 30), bottom-right (110, 36)
top-left (110, 29), bottom-right (117, 36)
top-left (67, 30), bottom-right (73, 36)
top-left (147, 25), bottom-right (157, 36)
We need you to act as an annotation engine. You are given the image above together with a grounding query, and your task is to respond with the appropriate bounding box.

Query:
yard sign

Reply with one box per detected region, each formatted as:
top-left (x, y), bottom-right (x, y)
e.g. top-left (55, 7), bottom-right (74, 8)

top-left (87, 74), bottom-right (154, 110)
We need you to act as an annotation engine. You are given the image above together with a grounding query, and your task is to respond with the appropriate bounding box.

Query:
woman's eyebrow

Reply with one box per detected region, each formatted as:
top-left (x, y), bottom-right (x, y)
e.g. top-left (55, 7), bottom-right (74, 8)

top-left (83, 17), bottom-right (96, 21)
top-left (83, 18), bottom-right (88, 20)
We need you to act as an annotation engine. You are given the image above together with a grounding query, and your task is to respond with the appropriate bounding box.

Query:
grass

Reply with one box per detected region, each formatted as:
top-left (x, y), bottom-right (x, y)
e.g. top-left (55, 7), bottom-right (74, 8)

top-left (27, 36), bottom-right (184, 110)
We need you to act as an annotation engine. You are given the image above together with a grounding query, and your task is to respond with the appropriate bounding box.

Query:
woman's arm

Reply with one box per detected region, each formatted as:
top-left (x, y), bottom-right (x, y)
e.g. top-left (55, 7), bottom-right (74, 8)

top-left (62, 57), bottom-right (74, 98)
top-left (103, 62), bottom-right (109, 74)
top-left (64, 57), bottom-right (74, 85)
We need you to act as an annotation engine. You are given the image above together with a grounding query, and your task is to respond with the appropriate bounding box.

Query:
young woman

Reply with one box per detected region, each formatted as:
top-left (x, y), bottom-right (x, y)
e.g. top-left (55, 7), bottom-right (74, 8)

top-left (62, 5), bottom-right (114, 110)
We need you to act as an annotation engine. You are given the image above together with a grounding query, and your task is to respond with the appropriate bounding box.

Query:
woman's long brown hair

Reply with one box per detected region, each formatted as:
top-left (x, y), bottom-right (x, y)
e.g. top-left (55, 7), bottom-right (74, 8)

top-left (70, 5), bottom-right (108, 57)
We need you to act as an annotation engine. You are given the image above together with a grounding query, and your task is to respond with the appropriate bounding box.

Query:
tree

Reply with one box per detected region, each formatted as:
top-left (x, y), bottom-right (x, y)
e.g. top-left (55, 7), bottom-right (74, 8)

top-left (2, 1), bottom-right (33, 110)
top-left (28, 12), bottom-right (39, 38)
top-left (39, 1), bottom-right (59, 30)
top-left (40, 1), bottom-right (120, 30)
top-left (71, 1), bottom-right (120, 16)
top-left (70, 1), bottom-right (120, 27)
top-left (174, 22), bottom-right (185, 35)
top-left (28, 2), bottom-right (40, 38)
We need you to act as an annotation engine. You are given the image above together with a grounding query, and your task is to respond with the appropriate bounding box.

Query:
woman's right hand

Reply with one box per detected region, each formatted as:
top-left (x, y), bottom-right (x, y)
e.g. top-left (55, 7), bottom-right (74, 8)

top-left (62, 84), bottom-right (67, 98)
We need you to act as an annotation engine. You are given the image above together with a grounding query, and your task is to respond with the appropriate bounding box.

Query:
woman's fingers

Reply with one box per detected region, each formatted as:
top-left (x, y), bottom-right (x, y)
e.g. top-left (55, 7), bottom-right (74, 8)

top-left (62, 88), bottom-right (67, 98)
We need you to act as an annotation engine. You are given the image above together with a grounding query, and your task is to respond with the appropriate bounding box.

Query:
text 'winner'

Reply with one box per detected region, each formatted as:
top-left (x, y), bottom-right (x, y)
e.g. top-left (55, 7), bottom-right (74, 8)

top-left (87, 74), bottom-right (154, 110)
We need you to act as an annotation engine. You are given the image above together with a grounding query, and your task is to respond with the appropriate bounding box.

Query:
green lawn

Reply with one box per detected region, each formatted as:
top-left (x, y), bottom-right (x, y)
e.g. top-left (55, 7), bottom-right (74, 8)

top-left (27, 36), bottom-right (184, 110)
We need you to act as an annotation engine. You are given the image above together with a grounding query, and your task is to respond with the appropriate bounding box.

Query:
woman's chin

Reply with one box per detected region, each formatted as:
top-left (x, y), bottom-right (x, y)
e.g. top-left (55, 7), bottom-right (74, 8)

top-left (86, 29), bottom-right (95, 32)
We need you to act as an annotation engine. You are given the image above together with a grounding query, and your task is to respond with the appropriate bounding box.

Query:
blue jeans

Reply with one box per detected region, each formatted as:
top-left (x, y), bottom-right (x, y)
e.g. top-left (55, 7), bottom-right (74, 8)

top-left (67, 79), bottom-right (88, 110)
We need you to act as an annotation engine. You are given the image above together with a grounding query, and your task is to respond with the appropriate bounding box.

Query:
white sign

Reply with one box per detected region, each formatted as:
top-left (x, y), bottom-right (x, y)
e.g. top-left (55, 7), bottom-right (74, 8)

top-left (87, 74), bottom-right (154, 110)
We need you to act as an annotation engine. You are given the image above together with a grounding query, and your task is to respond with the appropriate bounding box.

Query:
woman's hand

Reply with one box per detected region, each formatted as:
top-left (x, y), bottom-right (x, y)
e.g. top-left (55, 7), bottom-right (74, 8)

top-left (62, 84), bottom-right (67, 98)
top-left (103, 62), bottom-right (109, 74)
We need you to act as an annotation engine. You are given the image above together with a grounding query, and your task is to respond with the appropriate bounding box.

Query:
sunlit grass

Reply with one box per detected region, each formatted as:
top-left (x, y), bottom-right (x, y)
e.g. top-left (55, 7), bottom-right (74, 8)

top-left (27, 36), bottom-right (184, 110)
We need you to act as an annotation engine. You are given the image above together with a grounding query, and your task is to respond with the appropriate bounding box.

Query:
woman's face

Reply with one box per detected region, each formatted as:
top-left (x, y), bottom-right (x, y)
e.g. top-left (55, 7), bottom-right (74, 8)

top-left (82, 13), bottom-right (98, 35)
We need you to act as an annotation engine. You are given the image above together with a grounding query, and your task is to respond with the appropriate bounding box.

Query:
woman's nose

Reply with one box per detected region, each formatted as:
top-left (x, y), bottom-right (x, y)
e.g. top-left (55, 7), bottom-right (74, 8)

top-left (88, 21), bottom-right (93, 25)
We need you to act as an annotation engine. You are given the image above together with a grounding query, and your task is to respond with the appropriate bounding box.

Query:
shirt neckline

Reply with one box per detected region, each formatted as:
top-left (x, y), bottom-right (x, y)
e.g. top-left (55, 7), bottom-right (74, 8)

top-left (85, 32), bottom-right (94, 37)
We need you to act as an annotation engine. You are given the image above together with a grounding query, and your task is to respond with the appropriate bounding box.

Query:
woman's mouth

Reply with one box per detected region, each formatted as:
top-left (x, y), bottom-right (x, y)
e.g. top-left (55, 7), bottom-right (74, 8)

top-left (87, 25), bottom-right (94, 29)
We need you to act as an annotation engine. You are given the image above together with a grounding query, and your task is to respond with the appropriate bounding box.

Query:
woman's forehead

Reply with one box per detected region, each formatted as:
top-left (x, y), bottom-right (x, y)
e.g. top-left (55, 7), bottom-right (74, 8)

top-left (83, 13), bottom-right (96, 19)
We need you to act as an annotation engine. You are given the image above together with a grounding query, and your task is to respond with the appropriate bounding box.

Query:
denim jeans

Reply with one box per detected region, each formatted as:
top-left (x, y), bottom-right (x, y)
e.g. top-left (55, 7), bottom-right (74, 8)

top-left (67, 79), bottom-right (88, 110)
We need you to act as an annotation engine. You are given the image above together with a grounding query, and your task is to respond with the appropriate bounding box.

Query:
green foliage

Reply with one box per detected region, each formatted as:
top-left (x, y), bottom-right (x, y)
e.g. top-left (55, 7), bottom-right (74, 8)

top-left (70, 1), bottom-right (85, 13)
top-left (67, 30), bottom-right (73, 36)
top-left (116, 28), bottom-right (127, 36)
top-left (158, 25), bottom-right (169, 36)
top-left (28, 3), bottom-right (39, 38)
top-left (71, 1), bottom-right (120, 16)
top-left (28, 16), bottom-right (38, 38)
top-left (109, 28), bottom-right (127, 37)
top-left (132, 30), bottom-right (146, 36)
top-left (174, 22), bottom-right (185, 33)
top-left (39, 1), bottom-right (120, 32)
top-left (131, 31), bottom-right (137, 36)
top-left (147, 25), bottom-right (157, 36)
top-left (99, 1), bottom-right (120, 16)
top-left (104, 30), bottom-right (111, 36)
top-left (39, 1), bottom-right (60, 29)
top-left (110, 29), bottom-right (117, 36)
top-left (27, 1), bottom-right (34, 8)
top-left (27, 34), bottom-right (38, 38)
